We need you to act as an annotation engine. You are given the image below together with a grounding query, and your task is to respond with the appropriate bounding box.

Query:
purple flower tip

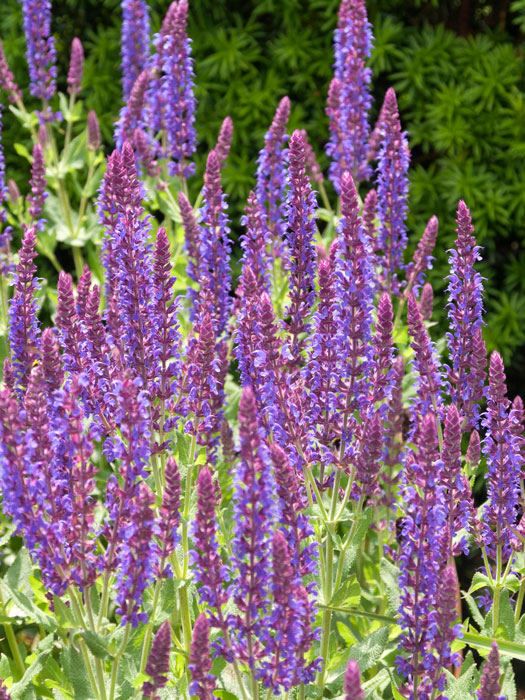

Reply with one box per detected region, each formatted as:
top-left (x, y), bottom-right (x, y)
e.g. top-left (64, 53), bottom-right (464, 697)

top-left (344, 659), bottom-right (365, 700)
top-left (143, 621), bottom-right (171, 698)
top-left (189, 613), bottom-right (216, 700)
top-left (67, 37), bottom-right (84, 95)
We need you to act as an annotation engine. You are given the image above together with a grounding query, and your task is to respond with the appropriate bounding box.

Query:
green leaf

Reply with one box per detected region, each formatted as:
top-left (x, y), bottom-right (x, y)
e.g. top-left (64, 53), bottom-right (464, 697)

top-left (5, 548), bottom-right (32, 597)
top-left (60, 646), bottom-right (96, 700)
top-left (52, 597), bottom-right (76, 629)
top-left (469, 571), bottom-right (492, 594)
top-left (10, 635), bottom-right (54, 699)
top-left (463, 630), bottom-right (525, 661)
top-left (347, 507), bottom-right (374, 547)
top-left (2, 583), bottom-right (57, 630)
top-left (443, 664), bottom-right (479, 699)
top-left (380, 559), bottom-right (401, 615)
top-left (79, 630), bottom-right (111, 660)
top-left (496, 589), bottom-right (516, 641)
top-left (349, 626), bottom-right (390, 673)
top-left (13, 142), bottom-right (31, 161)
top-left (329, 576), bottom-right (361, 609)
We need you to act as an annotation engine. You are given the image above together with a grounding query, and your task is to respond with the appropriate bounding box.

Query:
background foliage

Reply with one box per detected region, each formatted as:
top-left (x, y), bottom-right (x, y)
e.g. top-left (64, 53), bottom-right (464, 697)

top-left (0, 0), bottom-right (524, 389)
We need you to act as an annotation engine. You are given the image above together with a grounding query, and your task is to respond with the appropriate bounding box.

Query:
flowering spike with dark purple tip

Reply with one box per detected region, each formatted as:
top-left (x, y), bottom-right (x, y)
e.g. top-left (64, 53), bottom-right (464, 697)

top-left (362, 187), bottom-right (378, 250)
top-left (433, 564), bottom-right (461, 683)
top-left (156, 456), bottom-right (181, 573)
top-left (20, 0), bottom-right (57, 100)
top-left (376, 88), bottom-right (410, 295)
top-left (67, 38), bottom-right (84, 95)
top-left (197, 149), bottom-right (232, 335)
top-left (143, 621), bottom-right (171, 699)
top-left (397, 412), bottom-right (447, 698)
top-left (328, 0), bottom-right (373, 188)
top-left (133, 127), bottom-right (160, 177)
top-left (344, 659), bottom-right (365, 700)
top-left (356, 411), bottom-right (383, 497)
top-left (87, 110), bottom-right (101, 151)
top-left (406, 292), bottom-right (442, 424)
top-left (283, 129), bottom-right (318, 358)
top-left (256, 96), bottom-right (290, 243)
top-left (0, 40), bottom-right (22, 103)
top-left (405, 216), bottom-right (438, 296)
top-left (466, 429), bottom-right (481, 468)
top-left (41, 327), bottom-right (63, 392)
top-left (420, 282), bottom-right (434, 321)
top-left (121, 0), bottom-right (150, 101)
top-left (370, 291), bottom-right (394, 403)
top-left (191, 466), bottom-right (227, 616)
top-left (115, 68), bottom-right (150, 150)
top-left (476, 642), bottom-right (504, 700)
top-left (446, 200), bottom-right (486, 430)
top-left (148, 0), bottom-right (197, 177)
top-left (27, 143), bottom-right (47, 227)
top-left (335, 171), bottom-right (375, 442)
top-left (8, 226), bottom-right (40, 388)
top-left (366, 93), bottom-right (388, 162)
top-left (442, 403), bottom-right (472, 555)
top-left (215, 116), bottom-right (233, 167)
top-left (229, 386), bottom-right (278, 664)
top-left (481, 352), bottom-right (521, 553)
top-left (189, 614), bottom-right (216, 700)
top-left (300, 128), bottom-right (324, 184)
top-left (239, 190), bottom-right (271, 295)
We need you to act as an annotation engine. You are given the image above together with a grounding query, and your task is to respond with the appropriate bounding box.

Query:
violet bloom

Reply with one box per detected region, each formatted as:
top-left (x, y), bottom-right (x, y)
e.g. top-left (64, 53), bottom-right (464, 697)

top-left (299, 128), bottom-right (324, 185)
top-left (327, 0), bottom-right (373, 189)
top-left (41, 327), bottom-right (63, 391)
top-left (420, 283), bottom-right (434, 321)
top-left (442, 403), bottom-right (472, 555)
top-left (481, 352), bottom-right (521, 554)
top-left (143, 621), bottom-right (171, 699)
top-left (197, 149), bottom-right (232, 335)
top-left (67, 37), bottom-right (84, 95)
top-left (344, 659), bottom-right (365, 700)
top-left (87, 110), bottom-right (101, 151)
top-left (466, 429), bottom-right (481, 468)
top-left (476, 642), bottom-right (505, 700)
top-left (115, 68), bottom-right (150, 150)
top-left (406, 292), bottom-right (442, 424)
top-left (405, 216), bottom-right (438, 296)
top-left (229, 386), bottom-right (278, 663)
top-left (215, 115), bottom-right (233, 167)
top-left (19, 0), bottom-right (57, 101)
top-left (432, 564), bottom-right (462, 687)
top-left (446, 200), bottom-right (486, 430)
top-left (335, 171), bottom-right (375, 447)
top-left (376, 88), bottom-right (410, 295)
top-left (8, 226), bottom-right (41, 388)
top-left (397, 412), bottom-right (448, 700)
top-left (156, 456), bottom-right (181, 574)
top-left (283, 129), bottom-right (318, 359)
top-left (189, 614), bottom-right (216, 700)
top-left (239, 191), bottom-right (271, 295)
top-left (27, 142), bottom-right (47, 227)
top-left (191, 466), bottom-right (228, 621)
top-left (0, 40), bottom-right (22, 103)
top-left (256, 96), bottom-right (290, 244)
top-left (369, 291), bottom-right (394, 404)
top-left (148, 0), bottom-right (197, 177)
top-left (355, 410), bottom-right (383, 498)
top-left (120, 0), bottom-right (150, 101)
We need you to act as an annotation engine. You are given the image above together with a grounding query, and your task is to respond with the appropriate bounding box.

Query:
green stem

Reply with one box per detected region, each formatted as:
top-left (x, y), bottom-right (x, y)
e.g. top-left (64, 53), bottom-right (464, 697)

top-left (69, 589), bottom-right (107, 700)
top-left (515, 578), bottom-right (525, 624)
top-left (109, 623), bottom-right (131, 700)
top-left (319, 605), bottom-right (395, 624)
top-left (0, 587), bottom-right (25, 679)
top-left (64, 93), bottom-right (76, 152)
top-left (75, 157), bottom-right (96, 238)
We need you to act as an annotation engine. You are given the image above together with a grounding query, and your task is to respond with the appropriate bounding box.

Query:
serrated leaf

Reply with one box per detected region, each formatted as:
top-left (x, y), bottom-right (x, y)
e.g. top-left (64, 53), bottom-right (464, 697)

top-left (501, 660), bottom-right (517, 700)
top-left (349, 626), bottom-right (390, 673)
top-left (52, 596), bottom-right (76, 629)
top-left (5, 548), bottom-right (32, 597)
top-left (79, 630), bottom-right (110, 659)
top-left (496, 589), bottom-right (516, 641)
top-left (10, 635), bottom-right (54, 699)
top-left (2, 583), bottom-right (57, 630)
top-left (469, 571), bottom-right (492, 594)
top-left (380, 559), bottom-right (401, 615)
top-left (61, 646), bottom-right (95, 700)
top-left (463, 591), bottom-right (485, 628)
top-left (329, 576), bottom-right (361, 609)
top-left (347, 507), bottom-right (374, 547)
top-left (443, 665), bottom-right (479, 699)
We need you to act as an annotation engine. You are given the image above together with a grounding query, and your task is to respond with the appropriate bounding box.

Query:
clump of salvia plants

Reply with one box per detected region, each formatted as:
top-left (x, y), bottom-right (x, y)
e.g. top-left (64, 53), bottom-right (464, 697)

top-left (0, 0), bottom-right (522, 698)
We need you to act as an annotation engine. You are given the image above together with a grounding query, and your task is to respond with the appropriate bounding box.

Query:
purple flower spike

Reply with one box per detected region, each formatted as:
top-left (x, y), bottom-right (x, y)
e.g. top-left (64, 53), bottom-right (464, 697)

top-left (328, 0), bottom-right (373, 189)
top-left (406, 292), bottom-right (442, 424)
top-left (481, 352), bottom-right (520, 553)
top-left (0, 681), bottom-right (9, 700)
top-left (433, 565), bottom-right (461, 681)
top-left (115, 68), bottom-right (150, 149)
top-left (8, 226), bottom-right (41, 388)
top-left (366, 93), bottom-right (388, 162)
top-left (420, 283), bottom-right (434, 321)
top-left (156, 456), bottom-right (181, 573)
top-left (256, 96), bottom-right (290, 244)
top-left (0, 40), bottom-right (22, 103)
top-left (335, 171), bottom-right (375, 432)
top-left (283, 129), bottom-right (318, 358)
top-left (446, 200), bottom-right (486, 430)
top-left (20, 0), bottom-right (57, 100)
top-left (405, 216), bottom-right (438, 295)
top-left (189, 614), bottom-right (216, 700)
top-left (356, 411), bottom-right (383, 497)
top-left (87, 110), bottom-right (101, 151)
top-left (41, 327), bottom-right (63, 391)
top-left (215, 116), bottom-right (233, 167)
top-left (143, 621), bottom-right (171, 699)
top-left (376, 88), bottom-right (410, 295)
top-left (198, 149), bottom-right (232, 335)
top-left (466, 429), bottom-right (481, 467)
top-left (344, 659), bottom-right (365, 700)
top-left (370, 291), bottom-right (394, 403)
top-left (442, 403), bottom-right (472, 555)
top-left (191, 466), bottom-right (227, 616)
top-left (148, 0), bottom-right (197, 177)
top-left (121, 0), bottom-right (150, 101)
top-left (239, 190), bottom-right (271, 295)
top-left (27, 143), bottom-right (47, 227)
top-left (477, 642), bottom-right (504, 700)
top-left (299, 128), bottom-right (324, 185)
top-left (362, 187), bottom-right (378, 252)
top-left (67, 37), bottom-right (84, 95)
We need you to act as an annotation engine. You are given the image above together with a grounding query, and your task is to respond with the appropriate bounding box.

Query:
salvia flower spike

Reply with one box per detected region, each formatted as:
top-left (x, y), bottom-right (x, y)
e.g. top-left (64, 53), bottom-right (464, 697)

top-left (120, 0), bottom-right (151, 100)
top-left (20, 0), bottom-right (57, 101)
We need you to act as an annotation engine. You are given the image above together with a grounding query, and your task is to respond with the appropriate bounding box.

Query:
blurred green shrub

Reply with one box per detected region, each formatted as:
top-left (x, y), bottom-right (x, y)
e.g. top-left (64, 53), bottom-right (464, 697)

top-left (1, 0), bottom-right (524, 382)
